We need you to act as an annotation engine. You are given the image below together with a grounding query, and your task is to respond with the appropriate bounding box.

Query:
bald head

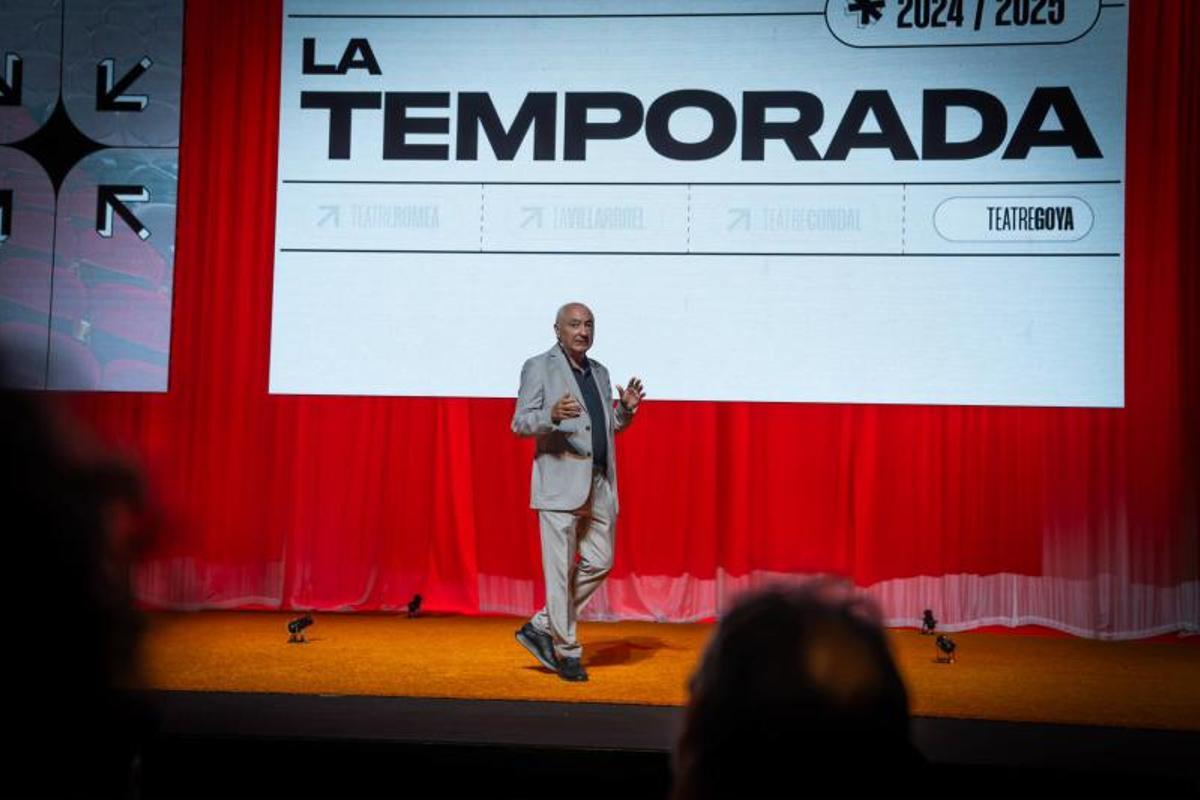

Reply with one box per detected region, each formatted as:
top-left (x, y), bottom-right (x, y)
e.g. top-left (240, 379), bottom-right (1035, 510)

top-left (556, 302), bottom-right (593, 326)
top-left (554, 302), bottom-right (594, 362)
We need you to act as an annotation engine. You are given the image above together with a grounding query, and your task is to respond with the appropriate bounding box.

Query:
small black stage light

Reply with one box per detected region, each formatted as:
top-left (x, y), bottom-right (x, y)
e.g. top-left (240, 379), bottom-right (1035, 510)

top-left (407, 594), bottom-right (422, 618)
top-left (287, 614), bottom-right (314, 644)
top-left (921, 609), bottom-right (938, 635)
top-left (935, 634), bottom-right (957, 663)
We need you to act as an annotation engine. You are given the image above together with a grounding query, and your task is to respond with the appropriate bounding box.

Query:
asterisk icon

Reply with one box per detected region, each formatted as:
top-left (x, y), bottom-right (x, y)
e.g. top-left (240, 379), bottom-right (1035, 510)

top-left (847, 0), bottom-right (885, 25)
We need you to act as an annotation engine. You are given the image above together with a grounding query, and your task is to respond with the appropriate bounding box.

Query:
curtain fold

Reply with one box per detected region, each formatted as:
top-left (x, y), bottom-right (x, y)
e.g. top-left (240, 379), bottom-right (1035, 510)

top-left (65, 0), bottom-right (1198, 637)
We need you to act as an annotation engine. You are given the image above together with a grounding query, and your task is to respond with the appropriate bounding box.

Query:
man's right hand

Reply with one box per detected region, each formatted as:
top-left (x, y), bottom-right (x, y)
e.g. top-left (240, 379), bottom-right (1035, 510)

top-left (551, 393), bottom-right (582, 423)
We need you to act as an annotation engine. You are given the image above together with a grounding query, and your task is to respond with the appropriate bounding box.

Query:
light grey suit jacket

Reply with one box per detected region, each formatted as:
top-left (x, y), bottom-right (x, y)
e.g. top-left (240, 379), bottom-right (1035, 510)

top-left (512, 345), bottom-right (635, 511)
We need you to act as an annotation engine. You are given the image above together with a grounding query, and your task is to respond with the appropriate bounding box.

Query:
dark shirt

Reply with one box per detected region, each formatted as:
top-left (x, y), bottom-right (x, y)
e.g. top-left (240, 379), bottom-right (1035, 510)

top-left (563, 349), bottom-right (608, 471)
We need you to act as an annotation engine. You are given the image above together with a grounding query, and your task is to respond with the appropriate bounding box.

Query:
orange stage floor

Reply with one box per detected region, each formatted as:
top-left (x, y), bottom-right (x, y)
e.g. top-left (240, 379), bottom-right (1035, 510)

top-left (141, 612), bottom-right (1200, 732)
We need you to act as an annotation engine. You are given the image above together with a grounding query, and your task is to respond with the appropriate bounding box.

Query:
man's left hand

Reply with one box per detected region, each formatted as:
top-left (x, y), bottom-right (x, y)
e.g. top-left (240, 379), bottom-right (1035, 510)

top-left (617, 377), bottom-right (645, 412)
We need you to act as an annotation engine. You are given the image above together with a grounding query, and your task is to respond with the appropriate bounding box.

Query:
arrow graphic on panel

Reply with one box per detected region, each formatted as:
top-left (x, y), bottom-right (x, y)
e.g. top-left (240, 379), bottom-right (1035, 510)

top-left (317, 205), bottom-right (340, 227)
top-left (96, 185), bottom-right (151, 239)
top-left (0, 53), bottom-right (22, 106)
top-left (0, 190), bottom-right (12, 241)
top-left (520, 206), bottom-right (544, 229)
top-left (96, 56), bottom-right (153, 111)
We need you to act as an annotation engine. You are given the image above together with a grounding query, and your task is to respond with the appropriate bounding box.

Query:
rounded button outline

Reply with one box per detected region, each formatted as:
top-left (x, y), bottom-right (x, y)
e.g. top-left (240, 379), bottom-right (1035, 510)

top-left (823, 0), bottom-right (1104, 50)
top-left (933, 195), bottom-right (1095, 243)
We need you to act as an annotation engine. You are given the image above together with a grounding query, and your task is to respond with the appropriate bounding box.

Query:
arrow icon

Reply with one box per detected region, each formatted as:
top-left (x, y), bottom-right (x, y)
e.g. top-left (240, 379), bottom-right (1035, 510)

top-left (0, 53), bottom-right (21, 106)
top-left (96, 56), bottom-right (153, 111)
top-left (727, 208), bottom-right (751, 231)
top-left (96, 185), bottom-right (151, 239)
top-left (520, 206), bottom-right (543, 229)
top-left (317, 205), bottom-right (339, 227)
top-left (0, 189), bottom-right (12, 242)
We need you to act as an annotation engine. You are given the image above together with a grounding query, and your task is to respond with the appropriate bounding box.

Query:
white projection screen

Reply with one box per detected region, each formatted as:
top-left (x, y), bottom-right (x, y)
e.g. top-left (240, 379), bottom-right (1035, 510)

top-left (270, 0), bottom-right (1126, 406)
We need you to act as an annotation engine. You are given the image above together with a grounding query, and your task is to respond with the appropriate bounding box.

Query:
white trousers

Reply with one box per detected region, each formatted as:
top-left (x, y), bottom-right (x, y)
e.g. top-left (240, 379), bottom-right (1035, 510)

top-left (530, 471), bottom-right (616, 659)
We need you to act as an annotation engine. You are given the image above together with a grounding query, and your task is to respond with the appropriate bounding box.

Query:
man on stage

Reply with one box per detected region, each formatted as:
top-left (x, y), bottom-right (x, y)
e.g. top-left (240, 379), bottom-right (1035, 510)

top-left (511, 302), bottom-right (645, 682)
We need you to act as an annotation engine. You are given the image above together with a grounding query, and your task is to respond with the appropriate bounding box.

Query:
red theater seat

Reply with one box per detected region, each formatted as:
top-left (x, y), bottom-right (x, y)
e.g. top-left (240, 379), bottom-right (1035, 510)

top-left (79, 235), bottom-right (169, 286)
top-left (86, 283), bottom-right (172, 353)
top-left (7, 207), bottom-right (55, 254)
top-left (0, 257), bottom-right (52, 314)
top-left (3, 169), bottom-right (52, 196)
top-left (47, 329), bottom-right (101, 389)
top-left (50, 268), bottom-right (88, 326)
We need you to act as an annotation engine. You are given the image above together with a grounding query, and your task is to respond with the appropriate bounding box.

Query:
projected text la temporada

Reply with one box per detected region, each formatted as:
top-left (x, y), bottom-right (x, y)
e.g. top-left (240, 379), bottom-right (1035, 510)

top-left (298, 38), bottom-right (1102, 164)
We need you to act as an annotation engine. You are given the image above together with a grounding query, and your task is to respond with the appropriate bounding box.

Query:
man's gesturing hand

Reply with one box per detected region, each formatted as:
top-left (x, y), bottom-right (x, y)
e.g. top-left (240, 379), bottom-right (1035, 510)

top-left (616, 377), bottom-right (645, 412)
top-left (551, 393), bottom-right (582, 423)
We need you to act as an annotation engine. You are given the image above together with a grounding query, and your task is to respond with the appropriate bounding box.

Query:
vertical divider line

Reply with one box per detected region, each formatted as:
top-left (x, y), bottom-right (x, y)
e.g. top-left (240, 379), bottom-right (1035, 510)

top-left (686, 183), bottom-right (692, 253)
top-left (43, 0), bottom-right (69, 388)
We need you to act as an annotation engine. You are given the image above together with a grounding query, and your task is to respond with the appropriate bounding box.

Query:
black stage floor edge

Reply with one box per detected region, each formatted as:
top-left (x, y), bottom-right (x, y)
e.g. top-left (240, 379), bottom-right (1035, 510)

top-left (140, 691), bottom-right (1200, 798)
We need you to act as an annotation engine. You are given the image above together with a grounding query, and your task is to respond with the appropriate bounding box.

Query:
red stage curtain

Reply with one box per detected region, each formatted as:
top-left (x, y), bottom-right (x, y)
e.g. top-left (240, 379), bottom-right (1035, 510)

top-left (67, 1), bottom-right (1198, 637)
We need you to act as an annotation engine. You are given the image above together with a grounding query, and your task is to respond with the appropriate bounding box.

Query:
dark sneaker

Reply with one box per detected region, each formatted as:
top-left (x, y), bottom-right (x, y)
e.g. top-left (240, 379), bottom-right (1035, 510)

top-left (557, 656), bottom-right (588, 682)
top-left (515, 623), bottom-right (557, 671)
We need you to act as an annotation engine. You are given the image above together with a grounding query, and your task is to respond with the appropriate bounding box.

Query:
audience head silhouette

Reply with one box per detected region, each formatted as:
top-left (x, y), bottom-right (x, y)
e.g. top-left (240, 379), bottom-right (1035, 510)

top-left (3, 351), bottom-right (152, 798)
top-left (673, 580), bottom-right (921, 799)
